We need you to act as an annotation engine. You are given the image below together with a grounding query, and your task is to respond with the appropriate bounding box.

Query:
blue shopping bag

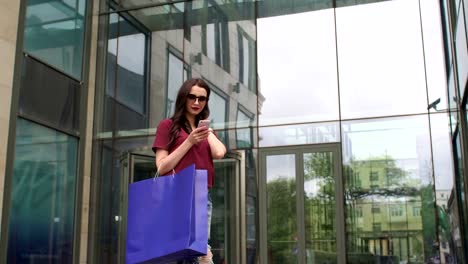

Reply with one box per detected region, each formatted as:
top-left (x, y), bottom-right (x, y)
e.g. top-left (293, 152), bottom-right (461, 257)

top-left (126, 164), bottom-right (208, 264)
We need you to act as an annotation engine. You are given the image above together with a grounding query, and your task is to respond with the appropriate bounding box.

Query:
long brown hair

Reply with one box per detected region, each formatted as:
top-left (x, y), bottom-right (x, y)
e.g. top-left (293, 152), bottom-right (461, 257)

top-left (168, 78), bottom-right (211, 149)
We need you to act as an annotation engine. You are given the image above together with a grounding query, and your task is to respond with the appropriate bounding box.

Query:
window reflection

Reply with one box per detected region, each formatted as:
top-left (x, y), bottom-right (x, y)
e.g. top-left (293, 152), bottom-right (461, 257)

top-left (453, 132), bottom-right (468, 263)
top-left (455, 9), bottom-right (468, 96)
top-left (431, 113), bottom-right (454, 194)
top-left (167, 51), bottom-right (189, 117)
top-left (211, 160), bottom-right (236, 263)
top-left (259, 122), bottom-right (339, 147)
top-left (19, 56), bottom-right (80, 133)
top-left (238, 26), bottom-right (256, 92)
top-left (23, 0), bottom-right (87, 79)
top-left (236, 108), bottom-right (253, 148)
top-left (337, 0), bottom-right (428, 119)
top-left (447, 68), bottom-right (459, 134)
top-left (266, 154), bottom-right (297, 264)
top-left (303, 152), bottom-right (337, 263)
top-left (420, 0), bottom-right (449, 111)
top-left (203, 0), bottom-right (230, 71)
top-left (107, 15), bottom-right (147, 114)
top-left (7, 118), bottom-right (78, 263)
top-left (257, 9), bottom-right (339, 126)
top-left (208, 88), bottom-right (228, 144)
top-left (105, 12), bottom-right (149, 132)
top-left (342, 115), bottom-right (439, 263)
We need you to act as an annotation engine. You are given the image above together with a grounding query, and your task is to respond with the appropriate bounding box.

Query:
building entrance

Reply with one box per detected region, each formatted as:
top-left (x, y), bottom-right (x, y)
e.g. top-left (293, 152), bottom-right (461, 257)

top-left (117, 150), bottom-right (246, 264)
top-left (259, 144), bottom-right (346, 263)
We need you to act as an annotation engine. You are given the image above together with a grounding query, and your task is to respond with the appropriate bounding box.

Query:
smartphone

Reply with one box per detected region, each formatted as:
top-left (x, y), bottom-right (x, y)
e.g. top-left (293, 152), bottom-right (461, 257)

top-left (197, 119), bottom-right (211, 128)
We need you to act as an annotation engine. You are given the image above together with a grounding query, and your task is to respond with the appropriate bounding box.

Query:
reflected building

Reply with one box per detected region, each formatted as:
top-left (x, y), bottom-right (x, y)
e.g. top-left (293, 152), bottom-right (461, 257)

top-left (0, 0), bottom-right (467, 264)
top-left (345, 156), bottom-right (429, 263)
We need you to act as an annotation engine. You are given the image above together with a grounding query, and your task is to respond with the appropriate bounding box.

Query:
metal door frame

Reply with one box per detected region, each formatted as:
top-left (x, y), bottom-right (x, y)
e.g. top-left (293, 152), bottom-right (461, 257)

top-left (259, 143), bottom-right (346, 263)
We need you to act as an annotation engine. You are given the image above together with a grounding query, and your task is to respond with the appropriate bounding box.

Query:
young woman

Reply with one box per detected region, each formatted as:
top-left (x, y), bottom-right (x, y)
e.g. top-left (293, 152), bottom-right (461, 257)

top-left (152, 78), bottom-right (226, 264)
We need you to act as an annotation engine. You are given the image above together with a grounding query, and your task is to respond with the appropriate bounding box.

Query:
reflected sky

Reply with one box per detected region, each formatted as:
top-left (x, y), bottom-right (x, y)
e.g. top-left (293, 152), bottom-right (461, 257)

top-left (337, 0), bottom-right (427, 119)
top-left (420, 0), bottom-right (448, 111)
top-left (258, 8), bottom-right (339, 126)
top-left (257, 0), bottom-right (447, 124)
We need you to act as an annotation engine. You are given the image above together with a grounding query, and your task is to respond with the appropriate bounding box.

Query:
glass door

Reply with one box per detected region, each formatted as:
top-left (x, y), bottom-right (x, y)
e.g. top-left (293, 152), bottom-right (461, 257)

top-left (259, 144), bottom-right (346, 264)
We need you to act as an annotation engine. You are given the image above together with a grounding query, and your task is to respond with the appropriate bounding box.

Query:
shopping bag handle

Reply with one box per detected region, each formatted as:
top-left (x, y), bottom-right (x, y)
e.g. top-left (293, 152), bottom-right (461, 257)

top-left (153, 162), bottom-right (176, 181)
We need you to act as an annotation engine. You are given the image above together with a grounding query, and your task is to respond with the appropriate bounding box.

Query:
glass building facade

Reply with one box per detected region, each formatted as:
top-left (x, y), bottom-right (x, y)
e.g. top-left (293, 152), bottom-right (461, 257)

top-left (0, 0), bottom-right (467, 263)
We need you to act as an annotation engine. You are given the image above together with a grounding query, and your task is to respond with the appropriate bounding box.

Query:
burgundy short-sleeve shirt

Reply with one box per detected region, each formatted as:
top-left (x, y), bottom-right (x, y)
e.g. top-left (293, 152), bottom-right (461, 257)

top-left (152, 119), bottom-right (215, 188)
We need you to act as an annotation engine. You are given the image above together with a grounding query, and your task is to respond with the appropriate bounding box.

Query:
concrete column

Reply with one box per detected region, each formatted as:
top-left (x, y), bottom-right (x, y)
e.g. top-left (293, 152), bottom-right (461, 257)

top-left (0, 0), bottom-right (21, 235)
top-left (79, 0), bottom-right (100, 263)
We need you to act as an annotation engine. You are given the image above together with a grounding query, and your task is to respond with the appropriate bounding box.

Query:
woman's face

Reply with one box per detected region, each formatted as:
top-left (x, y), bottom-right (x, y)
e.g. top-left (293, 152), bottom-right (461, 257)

top-left (185, 85), bottom-right (208, 118)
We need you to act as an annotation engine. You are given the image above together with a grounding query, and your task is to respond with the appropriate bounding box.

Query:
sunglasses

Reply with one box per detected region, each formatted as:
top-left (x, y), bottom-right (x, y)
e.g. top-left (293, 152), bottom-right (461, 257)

top-left (187, 94), bottom-right (208, 102)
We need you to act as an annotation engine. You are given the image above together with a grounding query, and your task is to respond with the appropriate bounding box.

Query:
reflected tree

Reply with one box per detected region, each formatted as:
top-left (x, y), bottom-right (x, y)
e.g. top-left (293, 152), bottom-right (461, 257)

top-left (303, 152), bottom-right (336, 254)
top-left (267, 177), bottom-right (297, 263)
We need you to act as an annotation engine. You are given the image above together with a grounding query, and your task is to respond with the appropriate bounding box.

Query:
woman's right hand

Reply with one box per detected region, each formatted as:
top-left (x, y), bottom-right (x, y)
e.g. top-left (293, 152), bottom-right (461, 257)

top-left (187, 126), bottom-right (210, 145)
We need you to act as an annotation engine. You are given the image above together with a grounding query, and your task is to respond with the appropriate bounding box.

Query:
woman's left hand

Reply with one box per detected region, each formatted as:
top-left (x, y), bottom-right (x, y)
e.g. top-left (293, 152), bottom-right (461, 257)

top-left (187, 126), bottom-right (210, 145)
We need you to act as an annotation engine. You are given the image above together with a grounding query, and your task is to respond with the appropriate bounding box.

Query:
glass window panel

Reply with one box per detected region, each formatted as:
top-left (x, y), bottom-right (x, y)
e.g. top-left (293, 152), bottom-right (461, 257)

top-left (106, 13), bottom-right (119, 98)
top-left (132, 155), bottom-right (157, 182)
top-left (259, 122), bottom-right (339, 147)
top-left (95, 145), bottom-right (122, 263)
top-left (114, 17), bottom-right (147, 114)
top-left (453, 131), bottom-right (468, 263)
top-left (236, 109), bottom-right (252, 148)
top-left (211, 159), bottom-right (237, 263)
top-left (118, 0), bottom-right (170, 9)
top-left (246, 195), bottom-right (256, 243)
top-left (421, 0), bottom-right (449, 111)
top-left (431, 113), bottom-right (455, 194)
top-left (455, 8), bottom-right (468, 96)
top-left (266, 154), bottom-right (298, 263)
top-left (208, 89), bottom-right (227, 129)
top-left (342, 115), bottom-right (439, 263)
top-left (303, 151), bottom-right (337, 262)
top-left (207, 23), bottom-right (216, 62)
top-left (258, 0), bottom-right (333, 17)
top-left (337, 0), bottom-right (428, 119)
top-left (238, 25), bottom-right (256, 92)
top-left (208, 89), bottom-right (228, 144)
top-left (242, 36), bottom-right (249, 85)
top-left (105, 13), bottom-right (149, 133)
top-left (448, 67), bottom-right (459, 134)
top-left (19, 56), bottom-right (80, 133)
top-left (258, 9), bottom-right (339, 125)
top-left (441, 0), bottom-right (453, 72)
top-left (202, 1), bottom-right (230, 71)
top-left (166, 52), bottom-right (185, 117)
top-left (7, 118), bottom-right (78, 263)
top-left (24, 0), bottom-right (87, 79)
top-left (173, 2), bottom-right (185, 12)
top-left (430, 113), bottom-right (458, 263)
top-left (465, 0), bottom-right (468, 38)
